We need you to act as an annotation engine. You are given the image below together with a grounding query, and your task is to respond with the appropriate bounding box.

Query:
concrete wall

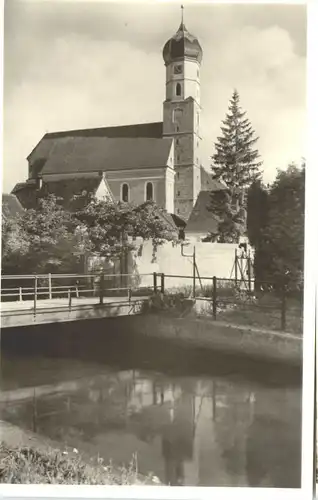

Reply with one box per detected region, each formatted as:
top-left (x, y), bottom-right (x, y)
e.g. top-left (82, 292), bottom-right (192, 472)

top-left (134, 240), bottom-right (241, 289)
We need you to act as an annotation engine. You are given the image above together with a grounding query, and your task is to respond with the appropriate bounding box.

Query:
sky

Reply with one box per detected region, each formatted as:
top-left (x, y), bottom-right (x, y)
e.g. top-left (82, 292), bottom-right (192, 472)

top-left (2, 0), bottom-right (306, 193)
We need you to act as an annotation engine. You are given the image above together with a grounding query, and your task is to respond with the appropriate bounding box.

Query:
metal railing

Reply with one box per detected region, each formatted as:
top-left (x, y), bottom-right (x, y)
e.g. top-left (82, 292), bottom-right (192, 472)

top-left (1, 272), bottom-right (155, 316)
top-left (1, 272), bottom-right (303, 333)
top-left (151, 272), bottom-right (303, 334)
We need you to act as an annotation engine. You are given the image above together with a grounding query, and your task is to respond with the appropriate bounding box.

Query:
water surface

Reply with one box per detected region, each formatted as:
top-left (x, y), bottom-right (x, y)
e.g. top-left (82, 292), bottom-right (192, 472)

top-left (1, 322), bottom-right (302, 487)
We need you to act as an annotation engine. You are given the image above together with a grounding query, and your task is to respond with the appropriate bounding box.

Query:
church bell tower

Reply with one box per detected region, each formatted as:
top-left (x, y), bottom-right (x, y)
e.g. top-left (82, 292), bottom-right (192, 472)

top-left (162, 7), bottom-right (203, 220)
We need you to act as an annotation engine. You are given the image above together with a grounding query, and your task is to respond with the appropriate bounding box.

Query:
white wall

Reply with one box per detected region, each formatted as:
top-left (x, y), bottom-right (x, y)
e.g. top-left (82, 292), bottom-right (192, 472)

top-left (134, 240), bottom-right (245, 289)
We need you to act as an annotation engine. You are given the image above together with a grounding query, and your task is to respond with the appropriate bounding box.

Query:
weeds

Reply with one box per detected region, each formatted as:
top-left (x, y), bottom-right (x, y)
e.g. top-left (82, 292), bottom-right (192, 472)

top-left (0, 443), bottom-right (155, 485)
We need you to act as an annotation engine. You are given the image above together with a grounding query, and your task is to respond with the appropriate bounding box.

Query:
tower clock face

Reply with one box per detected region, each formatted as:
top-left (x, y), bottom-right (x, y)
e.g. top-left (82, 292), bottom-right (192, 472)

top-left (174, 64), bottom-right (183, 75)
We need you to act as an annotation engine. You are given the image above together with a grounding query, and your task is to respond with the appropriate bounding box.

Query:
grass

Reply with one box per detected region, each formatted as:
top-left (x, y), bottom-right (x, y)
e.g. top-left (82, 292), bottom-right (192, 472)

top-left (216, 305), bottom-right (302, 334)
top-left (0, 443), bottom-right (156, 485)
top-left (145, 287), bottom-right (303, 334)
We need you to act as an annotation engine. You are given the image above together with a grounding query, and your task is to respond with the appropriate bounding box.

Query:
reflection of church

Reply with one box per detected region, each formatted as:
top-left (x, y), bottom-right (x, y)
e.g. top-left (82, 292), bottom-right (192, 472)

top-left (12, 11), bottom-right (225, 227)
top-left (4, 365), bottom-right (299, 487)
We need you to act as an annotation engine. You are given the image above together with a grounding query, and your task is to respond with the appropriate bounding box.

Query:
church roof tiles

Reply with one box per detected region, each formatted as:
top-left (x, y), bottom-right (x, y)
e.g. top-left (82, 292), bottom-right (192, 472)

top-left (27, 122), bottom-right (164, 164)
top-left (40, 136), bottom-right (173, 175)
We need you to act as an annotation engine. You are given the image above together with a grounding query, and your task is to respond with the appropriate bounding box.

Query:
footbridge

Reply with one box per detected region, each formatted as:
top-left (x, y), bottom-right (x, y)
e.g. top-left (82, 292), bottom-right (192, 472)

top-left (0, 272), bottom-right (157, 329)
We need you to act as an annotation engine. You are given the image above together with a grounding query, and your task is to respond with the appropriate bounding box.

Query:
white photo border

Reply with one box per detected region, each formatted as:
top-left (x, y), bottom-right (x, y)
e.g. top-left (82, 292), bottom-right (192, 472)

top-left (0, 0), bottom-right (316, 499)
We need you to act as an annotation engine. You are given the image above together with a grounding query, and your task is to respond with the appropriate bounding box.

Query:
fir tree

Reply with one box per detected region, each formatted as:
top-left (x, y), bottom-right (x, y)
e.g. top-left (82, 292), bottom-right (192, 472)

top-left (211, 89), bottom-right (263, 194)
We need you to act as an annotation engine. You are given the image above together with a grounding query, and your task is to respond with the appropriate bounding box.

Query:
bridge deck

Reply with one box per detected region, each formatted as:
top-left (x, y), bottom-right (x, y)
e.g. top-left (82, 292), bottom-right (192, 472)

top-left (1, 296), bottom-right (147, 329)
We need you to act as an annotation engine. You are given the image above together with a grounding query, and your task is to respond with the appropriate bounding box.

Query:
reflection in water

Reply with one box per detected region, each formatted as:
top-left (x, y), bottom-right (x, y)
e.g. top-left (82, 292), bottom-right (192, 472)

top-left (0, 356), bottom-right (301, 487)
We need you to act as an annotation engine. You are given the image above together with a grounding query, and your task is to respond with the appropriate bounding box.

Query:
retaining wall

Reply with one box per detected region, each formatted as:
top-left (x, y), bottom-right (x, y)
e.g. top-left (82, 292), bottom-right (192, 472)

top-left (115, 313), bottom-right (302, 366)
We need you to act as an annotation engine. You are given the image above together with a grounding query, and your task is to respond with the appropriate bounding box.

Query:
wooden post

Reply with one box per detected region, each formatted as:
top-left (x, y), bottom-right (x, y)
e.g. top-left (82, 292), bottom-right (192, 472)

top-left (234, 248), bottom-right (238, 284)
top-left (34, 275), bottom-right (37, 316)
top-left (99, 272), bottom-right (104, 305)
top-left (247, 253), bottom-right (252, 293)
top-left (19, 287), bottom-right (23, 302)
top-left (193, 247), bottom-right (196, 299)
top-left (212, 276), bottom-right (217, 320)
top-left (68, 289), bottom-right (72, 311)
top-left (48, 273), bottom-right (52, 300)
top-left (128, 288), bottom-right (132, 302)
top-left (161, 273), bottom-right (165, 295)
top-left (153, 272), bottom-right (157, 294)
top-left (281, 286), bottom-right (287, 331)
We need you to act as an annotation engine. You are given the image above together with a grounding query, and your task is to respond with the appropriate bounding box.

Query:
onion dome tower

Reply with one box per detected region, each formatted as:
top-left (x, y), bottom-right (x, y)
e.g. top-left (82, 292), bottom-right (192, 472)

top-left (162, 6), bottom-right (203, 221)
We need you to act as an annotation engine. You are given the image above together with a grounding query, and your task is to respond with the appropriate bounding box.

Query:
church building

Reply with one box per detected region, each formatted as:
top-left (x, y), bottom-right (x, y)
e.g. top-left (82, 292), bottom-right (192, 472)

top-left (12, 15), bottom-right (225, 228)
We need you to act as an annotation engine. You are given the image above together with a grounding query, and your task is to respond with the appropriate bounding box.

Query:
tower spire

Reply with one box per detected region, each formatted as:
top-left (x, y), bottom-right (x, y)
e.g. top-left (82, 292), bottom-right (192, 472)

top-left (179, 4), bottom-right (185, 30)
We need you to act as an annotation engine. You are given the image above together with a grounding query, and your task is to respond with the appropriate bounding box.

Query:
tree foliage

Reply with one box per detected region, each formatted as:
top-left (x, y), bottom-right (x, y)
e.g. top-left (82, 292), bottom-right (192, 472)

top-left (211, 89), bottom-right (263, 191)
top-left (208, 189), bottom-right (246, 243)
top-left (208, 90), bottom-right (262, 243)
top-left (75, 199), bottom-right (176, 258)
top-left (247, 164), bottom-right (305, 289)
top-left (2, 195), bottom-right (176, 275)
top-left (2, 195), bottom-right (80, 274)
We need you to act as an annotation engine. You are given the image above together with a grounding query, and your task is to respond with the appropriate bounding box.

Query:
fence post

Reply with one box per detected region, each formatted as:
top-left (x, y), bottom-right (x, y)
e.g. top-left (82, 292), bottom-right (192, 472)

top-left (153, 272), bottom-right (157, 294)
top-left (128, 288), bottom-right (132, 303)
top-left (19, 287), bottom-right (23, 302)
top-left (68, 289), bottom-right (72, 311)
top-left (48, 273), bottom-right (52, 300)
top-left (193, 247), bottom-right (196, 299)
top-left (281, 286), bottom-right (287, 331)
top-left (99, 272), bottom-right (104, 305)
top-left (234, 249), bottom-right (238, 284)
top-left (247, 255), bottom-right (252, 293)
top-left (33, 275), bottom-right (38, 316)
top-left (161, 273), bottom-right (165, 295)
top-left (212, 276), bottom-right (217, 320)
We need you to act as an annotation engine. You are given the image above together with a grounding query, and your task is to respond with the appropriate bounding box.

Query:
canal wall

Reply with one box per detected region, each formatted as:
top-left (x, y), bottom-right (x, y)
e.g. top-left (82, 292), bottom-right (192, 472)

top-left (116, 313), bottom-right (302, 367)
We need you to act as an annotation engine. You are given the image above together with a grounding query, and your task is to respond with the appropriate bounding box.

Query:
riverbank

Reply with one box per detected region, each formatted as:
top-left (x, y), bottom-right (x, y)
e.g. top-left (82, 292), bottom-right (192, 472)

top-left (0, 421), bottom-right (159, 485)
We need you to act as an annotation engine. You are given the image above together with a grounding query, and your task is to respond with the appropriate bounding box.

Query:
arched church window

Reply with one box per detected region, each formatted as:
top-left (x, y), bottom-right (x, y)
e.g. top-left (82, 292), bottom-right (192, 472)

top-left (121, 183), bottom-right (129, 202)
top-left (145, 182), bottom-right (154, 201)
top-left (176, 83), bottom-right (181, 96)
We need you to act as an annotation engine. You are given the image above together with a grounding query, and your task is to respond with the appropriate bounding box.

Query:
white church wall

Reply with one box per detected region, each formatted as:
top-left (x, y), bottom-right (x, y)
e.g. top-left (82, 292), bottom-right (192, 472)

top-left (165, 168), bottom-right (175, 213)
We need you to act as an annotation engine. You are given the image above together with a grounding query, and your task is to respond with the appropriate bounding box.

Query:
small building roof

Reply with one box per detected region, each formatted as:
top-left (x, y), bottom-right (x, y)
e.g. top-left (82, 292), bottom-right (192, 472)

top-left (2, 193), bottom-right (24, 219)
top-left (200, 167), bottom-right (228, 192)
top-left (39, 177), bottom-right (113, 210)
top-left (185, 190), bottom-right (221, 236)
